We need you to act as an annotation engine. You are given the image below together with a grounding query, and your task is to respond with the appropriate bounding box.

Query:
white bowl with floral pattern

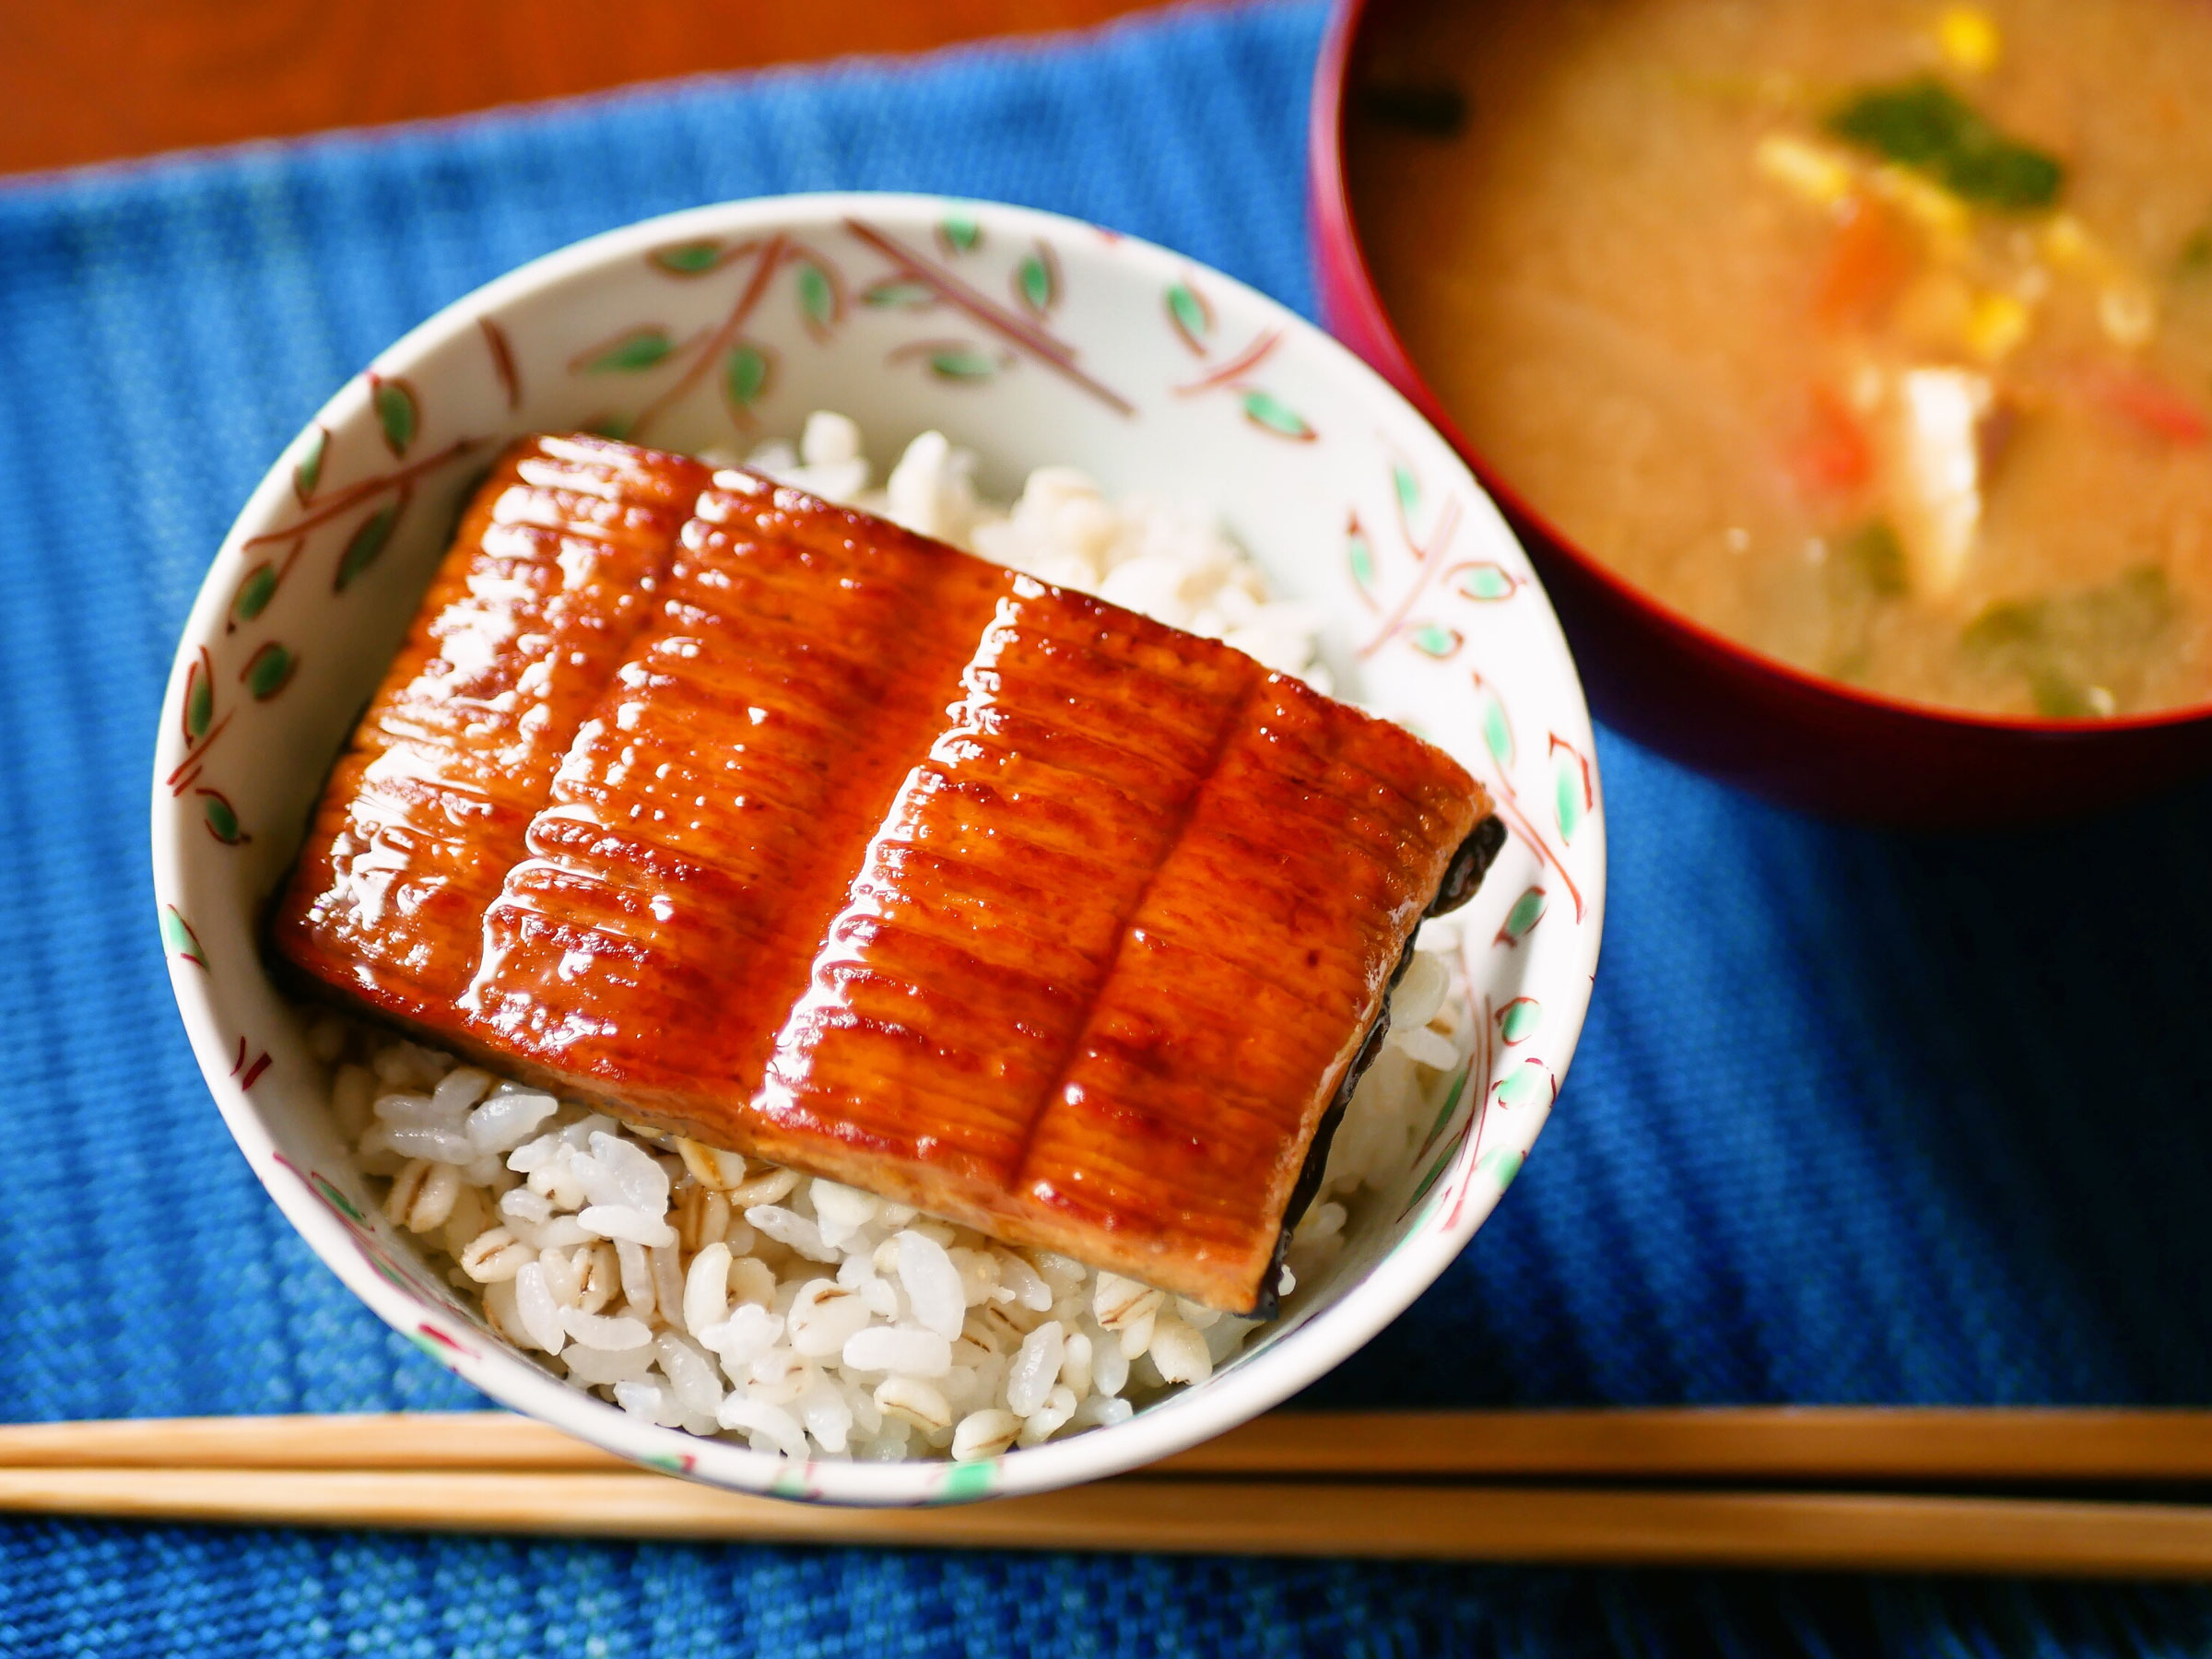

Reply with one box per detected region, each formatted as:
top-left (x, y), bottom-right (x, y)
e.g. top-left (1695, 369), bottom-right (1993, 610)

top-left (149, 193), bottom-right (1606, 1506)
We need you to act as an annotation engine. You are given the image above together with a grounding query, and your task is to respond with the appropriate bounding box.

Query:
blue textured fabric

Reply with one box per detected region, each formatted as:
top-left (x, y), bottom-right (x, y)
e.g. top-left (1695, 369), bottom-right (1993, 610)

top-left (2, 3), bottom-right (2208, 1651)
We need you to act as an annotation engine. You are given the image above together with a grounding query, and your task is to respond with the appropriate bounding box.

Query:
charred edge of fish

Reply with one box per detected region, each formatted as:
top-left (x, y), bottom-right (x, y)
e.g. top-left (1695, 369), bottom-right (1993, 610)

top-left (1257, 813), bottom-right (1504, 1318)
top-left (1256, 930), bottom-right (1419, 1319)
top-left (1427, 815), bottom-right (1505, 918)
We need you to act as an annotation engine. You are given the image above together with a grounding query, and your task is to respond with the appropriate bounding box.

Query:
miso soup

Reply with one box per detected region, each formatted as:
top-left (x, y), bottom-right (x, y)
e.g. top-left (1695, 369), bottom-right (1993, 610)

top-left (1349, 0), bottom-right (2212, 718)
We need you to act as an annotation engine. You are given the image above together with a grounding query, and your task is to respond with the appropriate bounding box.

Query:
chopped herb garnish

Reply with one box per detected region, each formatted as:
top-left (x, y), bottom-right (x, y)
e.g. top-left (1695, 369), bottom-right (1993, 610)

top-left (1836, 521), bottom-right (1908, 597)
top-left (1959, 596), bottom-right (2041, 653)
top-left (2025, 666), bottom-right (2105, 720)
top-left (2179, 227), bottom-right (2212, 280)
top-left (1358, 79), bottom-right (1468, 138)
top-left (1827, 78), bottom-right (2063, 210)
top-left (1961, 566), bottom-right (2171, 718)
top-left (1818, 522), bottom-right (1907, 679)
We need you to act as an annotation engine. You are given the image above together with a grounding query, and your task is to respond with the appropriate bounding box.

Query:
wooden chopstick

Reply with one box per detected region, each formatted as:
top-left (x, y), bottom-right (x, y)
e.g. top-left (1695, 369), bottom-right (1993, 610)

top-left (2, 1466), bottom-right (2210, 1576)
top-left (1167, 1407), bottom-right (2212, 1482)
top-left (6, 1408), bottom-right (2212, 1482)
top-left (6, 1410), bottom-right (2212, 1575)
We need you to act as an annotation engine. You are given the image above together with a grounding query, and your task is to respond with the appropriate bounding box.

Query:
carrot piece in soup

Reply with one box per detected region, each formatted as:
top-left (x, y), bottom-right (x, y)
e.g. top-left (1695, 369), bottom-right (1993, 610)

top-left (2087, 367), bottom-right (2210, 445)
top-left (1793, 384), bottom-right (1877, 492)
top-left (1817, 196), bottom-right (1917, 326)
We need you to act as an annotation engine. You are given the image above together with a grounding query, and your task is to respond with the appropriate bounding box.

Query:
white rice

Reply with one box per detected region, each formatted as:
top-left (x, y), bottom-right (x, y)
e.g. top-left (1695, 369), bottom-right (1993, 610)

top-left (318, 417), bottom-right (1476, 1462)
top-left (728, 411), bottom-right (1334, 692)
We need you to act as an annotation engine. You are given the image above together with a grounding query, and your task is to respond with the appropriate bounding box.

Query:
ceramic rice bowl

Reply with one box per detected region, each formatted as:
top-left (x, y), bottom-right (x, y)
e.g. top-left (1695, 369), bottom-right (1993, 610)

top-left (150, 193), bottom-right (1605, 1505)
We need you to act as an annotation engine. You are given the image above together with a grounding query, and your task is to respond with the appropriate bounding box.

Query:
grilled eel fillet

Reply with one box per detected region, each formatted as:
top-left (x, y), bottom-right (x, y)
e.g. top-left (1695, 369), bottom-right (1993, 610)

top-left (274, 434), bottom-right (1499, 1312)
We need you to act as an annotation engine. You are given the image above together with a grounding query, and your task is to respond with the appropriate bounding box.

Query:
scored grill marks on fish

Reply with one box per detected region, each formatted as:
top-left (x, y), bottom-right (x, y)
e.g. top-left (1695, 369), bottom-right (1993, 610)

top-left (462, 473), bottom-right (1010, 1107)
top-left (748, 582), bottom-right (1265, 1230)
top-left (271, 435), bottom-right (709, 1026)
top-left (1018, 680), bottom-right (1477, 1291)
top-left (276, 438), bottom-right (1491, 1312)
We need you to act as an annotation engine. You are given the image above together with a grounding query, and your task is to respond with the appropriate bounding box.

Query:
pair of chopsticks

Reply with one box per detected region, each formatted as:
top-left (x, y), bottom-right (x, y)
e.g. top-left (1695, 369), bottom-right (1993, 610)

top-left (5, 1409), bottom-right (2212, 1576)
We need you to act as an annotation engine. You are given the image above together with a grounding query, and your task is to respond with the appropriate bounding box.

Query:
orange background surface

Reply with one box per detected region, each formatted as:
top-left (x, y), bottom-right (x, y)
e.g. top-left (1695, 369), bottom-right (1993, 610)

top-left (0, 0), bottom-right (1177, 176)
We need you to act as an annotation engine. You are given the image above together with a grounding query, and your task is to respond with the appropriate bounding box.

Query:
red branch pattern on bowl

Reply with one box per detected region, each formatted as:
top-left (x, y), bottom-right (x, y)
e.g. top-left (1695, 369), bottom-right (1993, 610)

top-left (1167, 273), bottom-right (1316, 441)
top-left (595, 218), bottom-right (1136, 429)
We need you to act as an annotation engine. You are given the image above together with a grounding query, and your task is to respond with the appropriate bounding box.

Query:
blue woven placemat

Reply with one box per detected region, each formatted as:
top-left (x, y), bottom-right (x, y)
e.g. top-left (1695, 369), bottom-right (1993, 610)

top-left (3, 3), bottom-right (2210, 1651)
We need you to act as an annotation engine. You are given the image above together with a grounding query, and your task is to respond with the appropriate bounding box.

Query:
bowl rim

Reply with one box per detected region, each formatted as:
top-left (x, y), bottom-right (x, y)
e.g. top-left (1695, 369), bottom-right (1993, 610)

top-left (1308, 0), bottom-right (2212, 744)
top-left (152, 188), bottom-right (1607, 1506)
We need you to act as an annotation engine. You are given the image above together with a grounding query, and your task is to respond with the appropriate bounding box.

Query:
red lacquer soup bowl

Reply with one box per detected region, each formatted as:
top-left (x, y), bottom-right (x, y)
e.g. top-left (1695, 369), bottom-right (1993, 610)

top-left (1309, 0), bottom-right (2212, 826)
